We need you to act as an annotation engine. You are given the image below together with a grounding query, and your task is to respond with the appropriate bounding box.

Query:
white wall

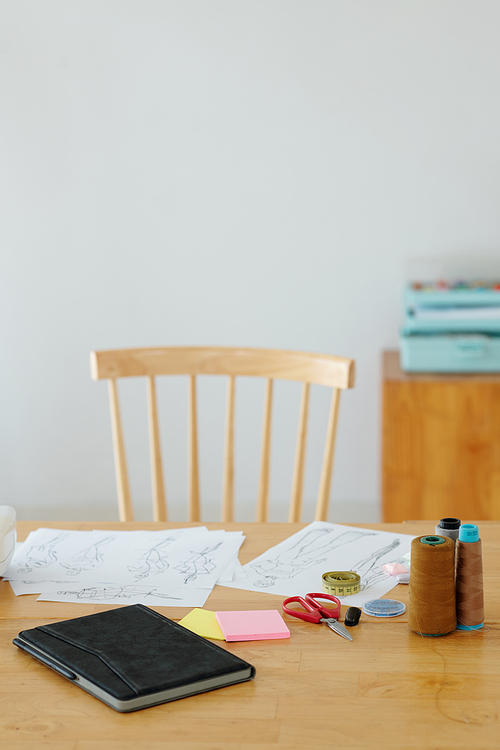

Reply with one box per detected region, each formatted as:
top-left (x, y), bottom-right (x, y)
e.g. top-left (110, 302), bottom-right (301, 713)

top-left (1, 1), bottom-right (500, 522)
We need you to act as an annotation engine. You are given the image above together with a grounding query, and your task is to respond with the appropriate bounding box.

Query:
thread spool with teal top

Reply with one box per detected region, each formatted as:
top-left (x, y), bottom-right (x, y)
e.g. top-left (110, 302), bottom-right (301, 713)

top-left (408, 535), bottom-right (456, 636)
top-left (456, 524), bottom-right (484, 631)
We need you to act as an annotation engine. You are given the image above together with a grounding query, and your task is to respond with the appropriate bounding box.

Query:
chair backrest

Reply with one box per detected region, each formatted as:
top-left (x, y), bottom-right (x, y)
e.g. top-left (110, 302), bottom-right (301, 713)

top-left (90, 346), bottom-right (355, 523)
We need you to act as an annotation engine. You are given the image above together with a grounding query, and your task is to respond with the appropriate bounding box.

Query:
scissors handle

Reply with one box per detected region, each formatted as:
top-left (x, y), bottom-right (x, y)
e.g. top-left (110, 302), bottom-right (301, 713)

top-left (305, 592), bottom-right (341, 620)
top-left (282, 596), bottom-right (322, 623)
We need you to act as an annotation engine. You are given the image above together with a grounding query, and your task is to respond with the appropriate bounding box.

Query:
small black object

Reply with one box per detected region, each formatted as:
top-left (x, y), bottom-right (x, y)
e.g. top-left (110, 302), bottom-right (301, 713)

top-left (344, 607), bottom-right (362, 627)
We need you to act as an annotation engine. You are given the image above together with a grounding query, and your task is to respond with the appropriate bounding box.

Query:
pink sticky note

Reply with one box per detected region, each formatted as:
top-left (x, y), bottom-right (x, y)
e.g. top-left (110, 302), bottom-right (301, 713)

top-left (215, 610), bottom-right (290, 642)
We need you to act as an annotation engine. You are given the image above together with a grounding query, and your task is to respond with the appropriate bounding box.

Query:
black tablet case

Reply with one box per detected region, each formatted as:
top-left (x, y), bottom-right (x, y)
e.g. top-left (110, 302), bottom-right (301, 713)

top-left (13, 603), bottom-right (256, 711)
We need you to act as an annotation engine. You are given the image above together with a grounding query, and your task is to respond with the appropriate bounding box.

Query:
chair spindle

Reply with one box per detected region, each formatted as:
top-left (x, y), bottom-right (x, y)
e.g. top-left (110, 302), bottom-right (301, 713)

top-left (257, 378), bottom-right (274, 522)
top-left (189, 375), bottom-right (201, 521)
top-left (222, 375), bottom-right (236, 522)
top-left (147, 376), bottom-right (167, 522)
top-left (289, 381), bottom-right (310, 522)
top-left (316, 388), bottom-right (340, 521)
top-left (108, 378), bottom-right (133, 522)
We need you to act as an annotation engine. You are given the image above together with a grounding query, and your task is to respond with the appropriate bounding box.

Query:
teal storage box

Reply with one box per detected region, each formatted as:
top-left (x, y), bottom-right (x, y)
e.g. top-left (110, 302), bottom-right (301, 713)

top-left (400, 332), bottom-right (500, 372)
top-left (400, 281), bottom-right (500, 372)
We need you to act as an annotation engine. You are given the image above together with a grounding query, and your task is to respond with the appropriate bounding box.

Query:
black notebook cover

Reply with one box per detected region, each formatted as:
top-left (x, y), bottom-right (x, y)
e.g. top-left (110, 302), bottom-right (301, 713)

top-left (13, 604), bottom-right (256, 712)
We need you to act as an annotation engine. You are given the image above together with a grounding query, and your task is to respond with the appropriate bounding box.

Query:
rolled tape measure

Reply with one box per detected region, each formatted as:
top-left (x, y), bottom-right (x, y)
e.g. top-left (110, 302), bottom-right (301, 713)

top-left (322, 571), bottom-right (361, 597)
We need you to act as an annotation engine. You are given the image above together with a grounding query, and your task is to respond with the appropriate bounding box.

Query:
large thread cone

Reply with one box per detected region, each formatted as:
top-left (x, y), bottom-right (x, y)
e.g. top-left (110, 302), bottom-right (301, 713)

top-left (408, 535), bottom-right (456, 636)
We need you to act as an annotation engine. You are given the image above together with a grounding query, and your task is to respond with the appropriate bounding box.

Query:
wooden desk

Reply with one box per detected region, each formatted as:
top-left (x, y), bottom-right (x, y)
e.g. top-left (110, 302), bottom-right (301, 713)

top-left (2, 520), bottom-right (499, 749)
top-left (382, 349), bottom-right (500, 522)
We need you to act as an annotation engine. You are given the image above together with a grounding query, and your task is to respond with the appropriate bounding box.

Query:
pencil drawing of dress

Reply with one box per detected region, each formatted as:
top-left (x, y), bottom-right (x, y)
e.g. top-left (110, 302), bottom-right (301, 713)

top-left (252, 529), bottom-right (375, 587)
top-left (16, 533), bottom-right (68, 573)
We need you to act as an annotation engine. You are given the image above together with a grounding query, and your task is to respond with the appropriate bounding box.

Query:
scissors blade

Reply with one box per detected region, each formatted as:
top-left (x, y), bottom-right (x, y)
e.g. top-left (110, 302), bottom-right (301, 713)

top-left (322, 618), bottom-right (353, 642)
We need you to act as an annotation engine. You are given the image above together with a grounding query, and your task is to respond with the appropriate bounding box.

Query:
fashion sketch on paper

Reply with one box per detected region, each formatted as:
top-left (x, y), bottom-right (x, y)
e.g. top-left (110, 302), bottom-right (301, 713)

top-left (16, 533), bottom-right (69, 573)
top-left (251, 528), bottom-right (376, 588)
top-left (174, 543), bottom-right (222, 584)
top-left (57, 585), bottom-right (183, 601)
top-left (127, 537), bottom-right (180, 580)
top-left (351, 538), bottom-right (401, 590)
top-left (60, 536), bottom-right (116, 576)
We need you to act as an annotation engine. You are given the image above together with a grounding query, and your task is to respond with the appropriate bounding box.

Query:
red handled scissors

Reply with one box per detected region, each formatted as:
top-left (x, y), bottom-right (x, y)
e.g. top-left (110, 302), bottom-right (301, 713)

top-left (282, 592), bottom-right (353, 641)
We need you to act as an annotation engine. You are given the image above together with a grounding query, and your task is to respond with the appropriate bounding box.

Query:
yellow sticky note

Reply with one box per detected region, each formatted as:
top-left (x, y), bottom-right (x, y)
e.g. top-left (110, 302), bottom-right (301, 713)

top-left (178, 608), bottom-right (225, 640)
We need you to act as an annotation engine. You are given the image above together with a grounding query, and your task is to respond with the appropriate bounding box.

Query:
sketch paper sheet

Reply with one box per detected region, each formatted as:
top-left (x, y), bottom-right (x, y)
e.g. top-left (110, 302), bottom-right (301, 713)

top-left (220, 521), bottom-right (416, 606)
top-left (36, 584), bottom-right (211, 607)
top-left (5, 527), bottom-right (244, 606)
top-left (4, 527), bottom-right (207, 581)
top-left (218, 557), bottom-right (247, 584)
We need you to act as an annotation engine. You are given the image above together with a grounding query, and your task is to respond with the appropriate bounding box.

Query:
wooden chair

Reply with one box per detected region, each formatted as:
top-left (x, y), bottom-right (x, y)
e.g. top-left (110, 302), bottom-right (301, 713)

top-left (90, 346), bottom-right (355, 523)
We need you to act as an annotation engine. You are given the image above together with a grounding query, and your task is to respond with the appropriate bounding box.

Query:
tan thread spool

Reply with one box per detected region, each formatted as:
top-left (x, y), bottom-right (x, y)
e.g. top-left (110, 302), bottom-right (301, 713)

top-left (408, 535), bottom-right (456, 636)
top-left (455, 525), bottom-right (484, 630)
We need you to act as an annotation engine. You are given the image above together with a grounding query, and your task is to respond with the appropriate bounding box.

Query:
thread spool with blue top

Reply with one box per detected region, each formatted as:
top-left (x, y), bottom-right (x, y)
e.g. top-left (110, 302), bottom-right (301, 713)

top-left (456, 524), bottom-right (484, 631)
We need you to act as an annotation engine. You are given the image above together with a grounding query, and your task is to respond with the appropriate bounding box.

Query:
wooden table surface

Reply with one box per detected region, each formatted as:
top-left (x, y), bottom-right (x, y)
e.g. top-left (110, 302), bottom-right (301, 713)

top-left (1, 520), bottom-right (499, 749)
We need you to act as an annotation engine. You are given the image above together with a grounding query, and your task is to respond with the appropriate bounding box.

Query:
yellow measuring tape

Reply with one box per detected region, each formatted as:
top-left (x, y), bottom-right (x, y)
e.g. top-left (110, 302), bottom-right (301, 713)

top-left (322, 571), bottom-right (361, 597)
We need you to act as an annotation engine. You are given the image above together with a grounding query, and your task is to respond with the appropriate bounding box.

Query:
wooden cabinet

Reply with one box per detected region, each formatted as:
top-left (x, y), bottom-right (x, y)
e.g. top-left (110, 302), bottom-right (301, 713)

top-left (382, 350), bottom-right (500, 522)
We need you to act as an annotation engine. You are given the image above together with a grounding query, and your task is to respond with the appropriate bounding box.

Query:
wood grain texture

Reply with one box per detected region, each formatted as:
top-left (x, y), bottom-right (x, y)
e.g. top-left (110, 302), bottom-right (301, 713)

top-left (91, 347), bottom-right (355, 523)
top-left (91, 347), bottom-right (355, 388)
top-left (2, 520), bottom-right (500, 749)
top-left (382, 351), bottom-right (500, 522)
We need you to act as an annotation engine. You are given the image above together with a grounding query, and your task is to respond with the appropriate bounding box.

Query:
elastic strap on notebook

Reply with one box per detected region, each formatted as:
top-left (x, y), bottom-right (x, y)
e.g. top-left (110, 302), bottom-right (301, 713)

top-left (36, 626), bottom-right (140, 694)
top-left (13, 638), bottom-right (78, 681)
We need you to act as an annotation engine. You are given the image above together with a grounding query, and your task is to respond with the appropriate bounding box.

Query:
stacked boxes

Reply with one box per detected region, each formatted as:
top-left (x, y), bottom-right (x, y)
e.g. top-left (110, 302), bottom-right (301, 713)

top-left (400, 280), bottom-right (500, 372)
